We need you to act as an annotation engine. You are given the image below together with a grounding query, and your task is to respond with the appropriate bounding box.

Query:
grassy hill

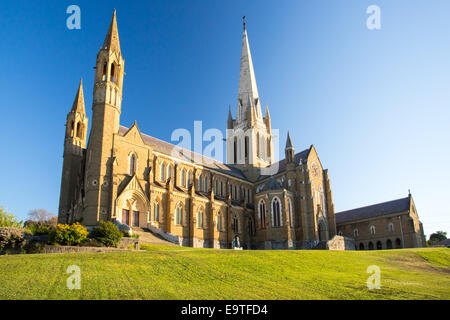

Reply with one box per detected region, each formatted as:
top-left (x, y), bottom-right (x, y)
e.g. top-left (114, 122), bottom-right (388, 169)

top-left (0, 246), bottom-right (448, 300)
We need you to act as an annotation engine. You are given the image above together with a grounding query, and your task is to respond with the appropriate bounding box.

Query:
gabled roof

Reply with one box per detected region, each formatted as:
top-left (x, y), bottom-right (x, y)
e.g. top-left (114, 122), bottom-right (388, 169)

top-left (257, 148), bottom-right (310, 181)
top-left (118, 126), bottom-right (247, 180)
top-left (335, 197), bottom-right (411, 224)
top-left (260, 176), bottom-right (283, 192)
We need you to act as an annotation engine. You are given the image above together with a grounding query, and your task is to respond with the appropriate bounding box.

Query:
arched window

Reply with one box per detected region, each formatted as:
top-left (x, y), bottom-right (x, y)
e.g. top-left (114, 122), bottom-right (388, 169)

top-left (76, 122), bottom-right (82, 139)
top-left (215, 179), bottom-right (218, 194)
top-left (220, 181), bottom-right (223, 196)
top-left (386, 239), bottom-right (393, 249)
top-left (175, 204), bottom-right (183, 225)
top-left (196, 208), bottom-right (203, 228)
top-left (267, 137), bottom-right (271, 157)
top-left (167, 165), bottom-right (172, 181)
top-left (338, 231), bottom-right (343, 236)
top-left (216, 211), bottom-right (223, 231)
top-left (181, 169), bottom-right (185, 187)
top-left (232, 216), bottom-right (239, 233)
top-left (388, 223), bottom-right (394, 232)
top-left (187, 171), bottom-right (191, 187)
top-left (233, 137), bottom-right (237, 164)
top-left (376, 241), bottom-right (382, 250)
top-left (245, 136), bottom-right (249, 159)
top-left (204, 176), bottom-right (208, 192)
top-left (272, 198), bottom-right (282, 227)
top-left (368, 242), bottom-right (374, 250)
top-left (199, 175), bottom-right (203, 191)
top-left (354, 229), bottom-right (359, 237)
top-left (288, 198), bottom-right (294, 227)
top-left (256, 132), bottom-right (260, 158)
top-left (370, 225), bottom-right (376, 235)
top-left (259, 200), bottom-right (266, 229)
top-left (129, 154), bottom-right (136, 176)
top-left (359, 243), bottom-right (365, 250)
top-left (395, 238), bottom-right (402, 249)
top-left (110, 63), bottom-right (116, 83)
top-left (102, 62), bottom-right (107, 81)
top-left (153, 201), bottom-right (160, 222)
top-left (160, 163), bottom-right (165, 182)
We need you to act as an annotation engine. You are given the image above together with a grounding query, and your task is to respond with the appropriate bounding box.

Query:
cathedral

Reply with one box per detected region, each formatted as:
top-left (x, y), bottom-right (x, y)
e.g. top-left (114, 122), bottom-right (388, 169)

top-left (58, 11), bottom-right (424, 250)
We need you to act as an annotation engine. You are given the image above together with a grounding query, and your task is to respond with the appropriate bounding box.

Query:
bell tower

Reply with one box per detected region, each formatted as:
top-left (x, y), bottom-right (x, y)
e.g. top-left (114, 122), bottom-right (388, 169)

top-left (58, 79), bottom-right (88, 223)
top-left (226, 17), bottom-right (274, 181)
top-left (83, 10), bottom-right (125, 225)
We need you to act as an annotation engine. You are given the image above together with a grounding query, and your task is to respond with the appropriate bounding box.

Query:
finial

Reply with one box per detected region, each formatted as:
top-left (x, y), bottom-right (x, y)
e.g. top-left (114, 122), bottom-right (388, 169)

top-left (243, 16), bottom-right (246, 31)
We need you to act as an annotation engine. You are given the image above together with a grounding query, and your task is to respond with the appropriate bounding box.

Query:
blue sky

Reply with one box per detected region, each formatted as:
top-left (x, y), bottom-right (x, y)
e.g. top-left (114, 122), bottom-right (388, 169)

top-left (0, 0), bottom-right (449, 237)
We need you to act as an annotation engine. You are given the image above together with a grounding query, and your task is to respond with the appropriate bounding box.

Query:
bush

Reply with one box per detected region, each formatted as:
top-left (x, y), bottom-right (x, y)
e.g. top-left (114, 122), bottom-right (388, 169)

top-left (0, 227), bottom-right (31, 254)
top-left (0, 206), bottom-right (23, 228)
top-left (121, 230), bottom-right (140, 239)
top-left (91, 221), bottom-right (122, 247)
top-left (25, 222), bottom-right (55, 236)
top-left (49, 223), bottom-right (88, 246)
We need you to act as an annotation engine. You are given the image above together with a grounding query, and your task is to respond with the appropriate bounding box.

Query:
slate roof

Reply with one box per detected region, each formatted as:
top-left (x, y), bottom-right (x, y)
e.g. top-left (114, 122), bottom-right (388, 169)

top-left (335, 197), bottom-right (411, 224)
top-left (257, 148), bottom-right (310, 182)
top-left (119, 126), bottom-right (248, 180)
top-left (260, 176), bottom-right (283, 192)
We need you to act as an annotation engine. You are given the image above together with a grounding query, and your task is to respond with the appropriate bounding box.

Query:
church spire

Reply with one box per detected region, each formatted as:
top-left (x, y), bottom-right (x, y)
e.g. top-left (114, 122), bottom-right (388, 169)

top-left (237, 17), bottom-right (261, 120)
top-left (286, 131), bottom-right (293, 149)
top-left (71, 78), bottom-right (85, 115)
top-left (102, 9), bottom-right (121, 53)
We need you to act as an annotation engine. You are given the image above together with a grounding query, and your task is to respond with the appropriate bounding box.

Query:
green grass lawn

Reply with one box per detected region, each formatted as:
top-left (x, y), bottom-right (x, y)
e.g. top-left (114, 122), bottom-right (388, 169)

top-left (0, 246), bottom-right (448, 300)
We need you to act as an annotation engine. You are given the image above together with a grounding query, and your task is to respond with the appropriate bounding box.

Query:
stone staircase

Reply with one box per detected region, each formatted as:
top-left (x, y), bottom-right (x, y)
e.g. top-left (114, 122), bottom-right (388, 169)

top-left (131, 227), bottom-right (178, 246)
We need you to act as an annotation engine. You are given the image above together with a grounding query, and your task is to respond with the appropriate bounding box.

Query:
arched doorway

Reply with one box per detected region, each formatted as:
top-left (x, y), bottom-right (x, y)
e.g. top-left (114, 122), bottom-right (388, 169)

top-left (368, 242), bottom-right (374, 250)
top-left (115, 189), bottom-right (149, 228)
top-left (395, 238), bottom-right (402, 249)
top-left (376, 241), bottom-right (382, 250)
top-left (318, 218), bottom-right (328, 241)
top-left (359, 243), bottom-right (365, 250)
top-left (386, 239), bottom-right (393, 249)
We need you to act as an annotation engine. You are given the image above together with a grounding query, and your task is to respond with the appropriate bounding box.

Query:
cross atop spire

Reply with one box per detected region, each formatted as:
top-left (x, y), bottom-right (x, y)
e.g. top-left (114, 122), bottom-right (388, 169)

top-left (71, 78), bottom-right (85, 115)
top-left (103, 9), bottom-right (121, 53)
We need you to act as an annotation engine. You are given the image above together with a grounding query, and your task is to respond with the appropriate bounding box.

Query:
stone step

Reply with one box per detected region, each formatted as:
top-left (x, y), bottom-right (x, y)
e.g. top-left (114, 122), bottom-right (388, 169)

top-left (131, 227), bottom-right (177, 246)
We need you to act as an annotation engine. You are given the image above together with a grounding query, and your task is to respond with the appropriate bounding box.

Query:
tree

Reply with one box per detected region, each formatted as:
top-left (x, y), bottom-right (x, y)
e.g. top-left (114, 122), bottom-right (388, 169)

top-left (428, 231), bottom-right (447, 245)
top-left (0, 206), bottom-right (23, 228)
top-left (27, 208), bottom-right (56, 224)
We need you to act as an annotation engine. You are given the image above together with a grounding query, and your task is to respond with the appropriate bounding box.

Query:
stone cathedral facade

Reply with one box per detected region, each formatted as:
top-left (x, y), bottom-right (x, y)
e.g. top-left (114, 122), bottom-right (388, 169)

top-left (58, 11), bottom-right (341, 249)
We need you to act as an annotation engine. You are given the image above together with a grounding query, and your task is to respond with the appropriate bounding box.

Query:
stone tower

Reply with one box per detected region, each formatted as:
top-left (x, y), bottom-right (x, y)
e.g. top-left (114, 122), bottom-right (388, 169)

top-left (83, 10), bottom-right (125, 226)
top-left (226, 19), bottom-right (274, 181)
top-left (58, 79), bottom-right (88, 223)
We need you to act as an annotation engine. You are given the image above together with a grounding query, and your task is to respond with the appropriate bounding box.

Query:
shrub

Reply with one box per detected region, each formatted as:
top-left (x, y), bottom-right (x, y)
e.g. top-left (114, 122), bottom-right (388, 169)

top-left (0, 206), bottom-right (23, 228)
top-left (121, 230), bottom-right (140, 239)
top-left (0, 227), bottom-right (31, 254)
top-left (49, 223), bottom-right (88, 246)
top-left (25, 222), bottom-right (55, 236)
top-left (91, 221), bottom-right (122, 247)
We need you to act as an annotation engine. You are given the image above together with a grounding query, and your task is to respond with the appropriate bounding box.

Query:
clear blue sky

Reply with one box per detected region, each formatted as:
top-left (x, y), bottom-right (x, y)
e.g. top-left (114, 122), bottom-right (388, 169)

top-left (0, 0), bottom-right (449, 237)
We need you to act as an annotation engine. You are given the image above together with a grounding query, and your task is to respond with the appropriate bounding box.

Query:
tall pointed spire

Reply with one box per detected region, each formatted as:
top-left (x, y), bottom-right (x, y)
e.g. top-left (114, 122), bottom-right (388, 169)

top-left (286, 131), bottom-right (293, 149)
top-left (71, 79), bottom-right (85, 115)
top-left (103, 9), bottom-right (121, 53)
top-left (237, 17), bottom-right (261, 120)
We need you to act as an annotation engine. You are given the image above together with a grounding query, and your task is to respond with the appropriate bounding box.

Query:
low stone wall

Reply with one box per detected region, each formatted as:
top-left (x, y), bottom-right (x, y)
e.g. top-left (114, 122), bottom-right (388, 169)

top-left (43, 245), bottom-right (136, 254)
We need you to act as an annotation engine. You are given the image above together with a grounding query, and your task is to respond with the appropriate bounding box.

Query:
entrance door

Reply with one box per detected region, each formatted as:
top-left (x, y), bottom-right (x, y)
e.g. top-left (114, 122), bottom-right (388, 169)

top-left (122, 209), bottom-right (130, 225)
top-left (133, 211), bottom-right (139, 227)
